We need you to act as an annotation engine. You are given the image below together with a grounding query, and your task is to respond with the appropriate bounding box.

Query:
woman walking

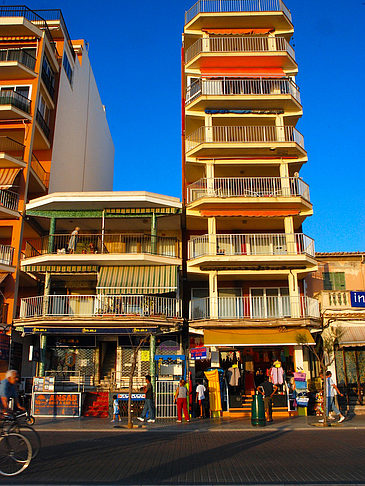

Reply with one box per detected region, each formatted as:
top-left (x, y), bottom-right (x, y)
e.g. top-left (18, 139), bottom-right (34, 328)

top-left (174, 379), bottom-right (190, 423)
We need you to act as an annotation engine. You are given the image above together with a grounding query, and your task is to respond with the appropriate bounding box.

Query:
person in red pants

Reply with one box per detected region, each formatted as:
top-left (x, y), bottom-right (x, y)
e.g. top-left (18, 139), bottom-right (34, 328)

top-left (174, 379), bottom-right (190, 423)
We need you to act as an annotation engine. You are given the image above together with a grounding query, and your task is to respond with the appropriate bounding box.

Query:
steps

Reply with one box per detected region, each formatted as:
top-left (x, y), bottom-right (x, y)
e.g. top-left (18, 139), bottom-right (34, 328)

top-left (224, 394), bottom-right (290, 418)
top-left (83, 392), bottom-right (109, 418)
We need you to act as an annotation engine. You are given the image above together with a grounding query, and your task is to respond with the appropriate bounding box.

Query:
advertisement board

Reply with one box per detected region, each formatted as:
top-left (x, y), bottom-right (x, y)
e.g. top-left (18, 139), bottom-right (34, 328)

top-left (350, 291), bottom-right (365, 308)
top-left (32, 393), bottom-right (81, 417)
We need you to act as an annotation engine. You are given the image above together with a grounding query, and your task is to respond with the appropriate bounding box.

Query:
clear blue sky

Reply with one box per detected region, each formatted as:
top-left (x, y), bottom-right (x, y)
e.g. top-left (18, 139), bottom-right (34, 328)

top-left (4, 0), bottom-right (365, 252)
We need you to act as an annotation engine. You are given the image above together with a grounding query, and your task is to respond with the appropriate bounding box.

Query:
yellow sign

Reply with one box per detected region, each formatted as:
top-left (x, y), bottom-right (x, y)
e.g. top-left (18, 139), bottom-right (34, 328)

top-left (140, 350), bottom-right (150, 362)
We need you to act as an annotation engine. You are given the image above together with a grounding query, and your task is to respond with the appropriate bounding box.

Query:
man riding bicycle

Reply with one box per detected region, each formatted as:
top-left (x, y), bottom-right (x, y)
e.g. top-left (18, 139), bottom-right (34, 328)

top-left (0, 370), bottom-right (25, 413)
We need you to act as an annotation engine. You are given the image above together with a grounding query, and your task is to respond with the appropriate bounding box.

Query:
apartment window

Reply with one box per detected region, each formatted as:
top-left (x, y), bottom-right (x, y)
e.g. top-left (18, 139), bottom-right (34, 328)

top-left (42, 55), bottom-right (55, 96)
top-left (0, 85), bottom-right (30, 98)
top-left (323, 272), bottom-right (346, 291)
top-left (37, 94), bottom-right (50, 124)
top-left (62, 52), bottom-right (73, 86)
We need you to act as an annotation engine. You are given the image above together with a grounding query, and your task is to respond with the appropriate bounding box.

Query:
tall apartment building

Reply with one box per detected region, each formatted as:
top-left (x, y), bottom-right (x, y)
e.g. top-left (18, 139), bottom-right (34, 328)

top-left (0, 7), bottom-right (114, 373)
top-left (183, 0), bottom-right (320, 411)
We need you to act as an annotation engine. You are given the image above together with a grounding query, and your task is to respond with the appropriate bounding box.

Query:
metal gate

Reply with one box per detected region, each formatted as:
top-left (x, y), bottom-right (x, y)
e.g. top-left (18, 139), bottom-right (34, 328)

top-left (156, 380), bottom-right (179, 418)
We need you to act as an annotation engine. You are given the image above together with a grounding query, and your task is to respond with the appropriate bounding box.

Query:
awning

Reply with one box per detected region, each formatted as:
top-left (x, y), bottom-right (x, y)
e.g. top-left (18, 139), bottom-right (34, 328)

top-left (0, 169), bottom-right (21, 189)
top-left (202, 29), bottom-right (274, 35)
top-left (0, 272), bottom-right (9, 285)
top-left (97, 265), bottom-right (177, 295)
top-left (200, 210), bottom-right (300, 217)
top-left (338, 324), bottom-right (365, 347)
top-left (200, 68), bottom-right (285, 78)
top-left (24, 265), bottom-right (98, 273)
top-left (204, 328), bottom-right (315, 347)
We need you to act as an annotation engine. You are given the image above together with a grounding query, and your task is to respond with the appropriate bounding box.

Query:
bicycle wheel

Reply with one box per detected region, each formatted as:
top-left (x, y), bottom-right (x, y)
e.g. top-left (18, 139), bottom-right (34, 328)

top-left (9, 425), bottom-right (40, 459)
top-left (26, 416), bottom-right (35, 426)
top-left (0, 433), bottom-right (32, 476)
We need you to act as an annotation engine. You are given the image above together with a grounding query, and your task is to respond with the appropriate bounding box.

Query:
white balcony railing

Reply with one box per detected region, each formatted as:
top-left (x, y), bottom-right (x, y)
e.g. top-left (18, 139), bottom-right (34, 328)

top-left (187, 177), bottom-right (310, 203)
top-left (185, 125), bottom-right (304, 152)
top-left (185, 36), bottom-right (295, 64)
top-left (188, 233), bottom-right (315, 259)
top-left (19, 295), bottom-right (181, 319)
top-left (0, 244), bottom-right (14, 266)
top-left (190, 295), bottom-right (320, 320)
top-left (320, 291), bottom-right (351, 309)
top-left (185, 0), bottom-right (292, 24)
top-left (186, 77), bottom-right (301, 105)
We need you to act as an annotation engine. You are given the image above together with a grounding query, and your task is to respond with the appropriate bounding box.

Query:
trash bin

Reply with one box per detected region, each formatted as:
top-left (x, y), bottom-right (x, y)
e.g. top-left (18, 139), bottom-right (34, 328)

top-left (251, 392), bottom-right (266, 427)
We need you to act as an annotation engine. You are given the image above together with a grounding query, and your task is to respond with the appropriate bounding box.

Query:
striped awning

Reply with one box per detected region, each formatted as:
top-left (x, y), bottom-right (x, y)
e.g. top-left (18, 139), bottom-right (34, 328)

top-left (0, 169), bottom-right (21, 189)
top-left (97, 265), bottom-right (178, 295)
top-left (24, 265), bottom-right (98, 273)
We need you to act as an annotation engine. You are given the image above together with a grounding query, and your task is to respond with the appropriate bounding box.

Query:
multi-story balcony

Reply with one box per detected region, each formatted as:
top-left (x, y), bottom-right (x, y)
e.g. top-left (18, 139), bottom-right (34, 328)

top-left (187, 177), bottom-right (311, 211)
top-left (185, 0), bottom-right (293, 30)
top-left (0, 244), bottom-right (15, 271)
top-left (185, 36), bottom-right (296, 73)
top-left (0, 48), bottom-right (37, 79)
top-left (190, 295), bottom-right (320, 320)
top-left (188, 233), bottom-right (315, 269)
top-left (185, 77), bottom-right (301, 113)
top-left (317, 291), bottom-right (365, 311)
top-left (0, 137), bottom-right (26, 169)
top-left (0, 189), bottom-right (19, 216)
top-left (36, 109), bottom-right (51, 140)
top-left (0, 90), bottom-right (31, 119)
top-left (22, 234), bottom-right (181, 267)
top-left (18, 294), bottom-right (182, 321)
top-left (185, 125), bottom-right (305, 158)
top-left (30, 153), bottom-right (50, 190)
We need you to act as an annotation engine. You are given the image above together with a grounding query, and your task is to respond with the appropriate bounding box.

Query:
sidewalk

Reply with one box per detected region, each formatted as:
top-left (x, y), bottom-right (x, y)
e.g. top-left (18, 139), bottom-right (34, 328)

top-left (31, 413), bottom-right (365, 432)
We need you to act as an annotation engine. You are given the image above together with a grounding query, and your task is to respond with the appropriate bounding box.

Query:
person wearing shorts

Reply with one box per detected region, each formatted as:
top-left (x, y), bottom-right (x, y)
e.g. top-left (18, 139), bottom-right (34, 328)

top-left (196, 382), bottom-right (206, 418)
top-left (258, 376), bottom-right (278, 423)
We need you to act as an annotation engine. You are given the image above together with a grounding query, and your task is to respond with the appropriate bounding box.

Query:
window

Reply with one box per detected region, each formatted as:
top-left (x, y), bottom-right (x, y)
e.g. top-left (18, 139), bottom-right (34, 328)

top-left (62, 52), bottom-right (73, 86)
top-left (37, 94), bottom-right (50, 123)
top-left (0, 86), bottom-right (30, 98)
top-left (323, 272), bottom-right (346, 291)
top-left (42, 55), bottom-right (55, 96)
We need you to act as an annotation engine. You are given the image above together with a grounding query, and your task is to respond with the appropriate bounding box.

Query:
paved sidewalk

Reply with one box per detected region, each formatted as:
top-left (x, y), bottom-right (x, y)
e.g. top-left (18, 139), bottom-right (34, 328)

top-left (31, 412), bottom-right (365, 432)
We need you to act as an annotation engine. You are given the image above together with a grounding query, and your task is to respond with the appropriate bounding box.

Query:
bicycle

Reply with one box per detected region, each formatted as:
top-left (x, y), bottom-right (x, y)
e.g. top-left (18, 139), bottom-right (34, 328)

top-left (0, 421), bottom-right (32, 476)
top-left (1, 411), bottom-right (41, 459)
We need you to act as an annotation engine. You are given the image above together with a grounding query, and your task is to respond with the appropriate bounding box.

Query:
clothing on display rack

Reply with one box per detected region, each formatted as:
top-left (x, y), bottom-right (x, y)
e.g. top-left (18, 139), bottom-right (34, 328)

top-left (227, 365), bottom-right (240, 387)
top-left (270, 364), bottom-right (284, 385)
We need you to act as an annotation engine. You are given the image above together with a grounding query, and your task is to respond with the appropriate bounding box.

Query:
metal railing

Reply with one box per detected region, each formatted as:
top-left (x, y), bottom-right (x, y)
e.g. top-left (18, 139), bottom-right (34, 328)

top-left (35, 9), bottom-right (76, 60)
top-left (187, 177), bottom-right (310, 202)
top-left (41, 69), bottom-right (55, 98)
top-left (31, 153), bottom-right (50, 187)
top-left (0, 90), bottom-right (31, 114)
top-left (185, 0), bottom-right (292, 24)
top-left (19, 295), bottom-right (181, 319)
top-left (190, 295), bottom-right (319, 320)
top-left (188, 233), bottom-right (315, 259)
top-left (0, 136), bottom-right (25, 160)
top-left (185, 36), bottom-right (295, 64)
top-left (0, 189), bottom-right (19, 212)
top-left (186, 77), bottom-right (300, 104)
top-left (0, 48), bottom-right (36, 71)
top-left (186, 125), bottom-right (304, 151)
top-left (24, 233), bottom-right (179, 258)
top-left (36, 109), bottom-right (51, 140)
top-left (0, 244), bottom-right (14, 266)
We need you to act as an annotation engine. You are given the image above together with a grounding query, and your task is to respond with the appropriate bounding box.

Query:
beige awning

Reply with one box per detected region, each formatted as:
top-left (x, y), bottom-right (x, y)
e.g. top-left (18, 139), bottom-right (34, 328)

top-left (338, 324), bottom-right (365, 347)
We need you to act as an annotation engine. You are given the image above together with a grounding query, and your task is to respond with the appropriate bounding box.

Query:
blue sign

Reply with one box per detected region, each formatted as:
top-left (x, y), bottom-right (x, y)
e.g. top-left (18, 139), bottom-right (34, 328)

top-left (191, 347), bottom-right (208, 360)
top-left (350, 292), bottom-right (365, 308)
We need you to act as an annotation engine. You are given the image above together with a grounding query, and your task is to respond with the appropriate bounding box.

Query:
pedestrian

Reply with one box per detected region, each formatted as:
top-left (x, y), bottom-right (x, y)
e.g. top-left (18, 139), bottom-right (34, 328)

top-left (323, 371), bottom-right (345, 423)
top-left (175, 379), bottom-right (190, 423)
top-left (137, 375), bottom-right (155, 423)
top-left (68, 226), bottom-right (80, 254)
top-left (111, 395), bottom-right (120, 423)
top-left (0, 370), bottom-right (26, 413)
top-left (258, 375), bottom-right (278, 423)
top-left (196, 381), bottom-right (206, 418)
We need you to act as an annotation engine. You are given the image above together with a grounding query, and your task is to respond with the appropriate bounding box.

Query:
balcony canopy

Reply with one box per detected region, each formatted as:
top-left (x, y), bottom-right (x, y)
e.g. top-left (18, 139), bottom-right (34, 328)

top-left (336, 324), bottom-right (365, 347)
top-left (204, 328), bottom-right (315, 346)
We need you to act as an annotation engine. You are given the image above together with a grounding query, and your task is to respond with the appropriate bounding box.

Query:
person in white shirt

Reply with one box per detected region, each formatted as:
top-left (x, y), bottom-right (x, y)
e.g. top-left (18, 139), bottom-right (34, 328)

top-left (325, 371), bottom-right (345, 423)
top-left (196, 382), bottom-right (206, 418)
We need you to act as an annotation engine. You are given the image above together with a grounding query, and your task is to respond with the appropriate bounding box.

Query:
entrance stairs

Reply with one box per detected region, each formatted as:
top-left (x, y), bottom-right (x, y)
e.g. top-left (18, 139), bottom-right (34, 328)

top-left (224, 393), bottom-right (289, 418)
top-left (83, 392), bottom-right (109, 418)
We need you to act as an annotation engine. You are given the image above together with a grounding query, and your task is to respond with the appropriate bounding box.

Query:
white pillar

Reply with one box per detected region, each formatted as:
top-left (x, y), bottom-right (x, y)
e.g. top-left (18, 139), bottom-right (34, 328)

top-left (275, 114), bottom-right (285, 142)
top-left (208, 216), bottom-right (217, 257)
top-left (288, 271), bottom-right (301, 318)
top-left (206, 162), bottom-right (215, 196)
top-left (116, 345), bottom-right (122, 388)
top-left (279, 162), bottom-right (290, 197)
top-left (205, 114), bottom-right (213, 142)
top-left (284, 216), bottom-right (296, 255)
top-left (209, 271), bottom-right (218, 319)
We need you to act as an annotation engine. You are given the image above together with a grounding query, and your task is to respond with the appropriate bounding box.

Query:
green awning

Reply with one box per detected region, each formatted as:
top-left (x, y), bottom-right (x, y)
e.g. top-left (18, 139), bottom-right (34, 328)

top-left (24, 265), bottom-right (98, 273)
top-left (97, 265), bottom-right (178, 294)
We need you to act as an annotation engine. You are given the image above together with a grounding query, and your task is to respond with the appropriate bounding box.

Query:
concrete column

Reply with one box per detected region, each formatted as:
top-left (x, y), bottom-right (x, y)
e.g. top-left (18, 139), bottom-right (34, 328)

top-left (48, 217), bottom-right (56, 254)
top-left (116, 345), bottom-right (122, 388)
top-left (209, 271), bottom-right (218, 319)
top-left (208, 217), bottom-right (217, 256)
top-left (284, 216), bottom-right (296, 255)
top-left (42, 271), bottom-right (51, 316)
top-left (151, 212), bottom-right (157, 255)
top-left (288, 271), bottom-right (301, 318)
top-left (39, 334), bottom-right (46, 377)
top-left (206, 162), bottom-right (215, 196)
top-left (279, 163), bottom-right (291, 197)
top-left (275, 115), bottom-right (285, 142)
top-left (202, 32), bottom-right (210, 52)
top-left (205, 114), bottom-right (213, 143)
top-left (267, 32), bottom-right (277, 52)
top-left (149, 334), bottom-right (156, 391)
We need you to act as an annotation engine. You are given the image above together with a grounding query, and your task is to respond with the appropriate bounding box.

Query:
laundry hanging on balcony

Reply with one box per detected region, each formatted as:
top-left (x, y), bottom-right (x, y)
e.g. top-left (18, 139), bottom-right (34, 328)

top-left (97, 265), bottom-right (178, 295)
top-left (0, 168), bottom-right (21, 189)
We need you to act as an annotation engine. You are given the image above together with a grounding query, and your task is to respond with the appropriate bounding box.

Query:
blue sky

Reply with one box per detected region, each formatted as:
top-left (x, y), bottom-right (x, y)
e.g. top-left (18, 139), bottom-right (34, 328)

top-left (4, 0), bottom-right (365, 251)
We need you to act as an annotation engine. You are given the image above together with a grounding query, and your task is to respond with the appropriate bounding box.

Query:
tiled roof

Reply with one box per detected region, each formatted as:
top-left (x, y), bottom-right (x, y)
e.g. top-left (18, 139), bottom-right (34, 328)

top-left (316, 251), bottom-right (365, 257)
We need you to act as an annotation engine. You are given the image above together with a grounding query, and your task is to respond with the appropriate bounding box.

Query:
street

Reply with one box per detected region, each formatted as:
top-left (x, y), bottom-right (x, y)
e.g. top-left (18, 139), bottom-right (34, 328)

top-left (4, 429), bottom-right (365, 485)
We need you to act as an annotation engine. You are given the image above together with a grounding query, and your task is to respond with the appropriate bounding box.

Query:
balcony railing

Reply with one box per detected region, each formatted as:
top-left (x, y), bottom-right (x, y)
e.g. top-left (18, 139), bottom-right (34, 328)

top-left (24, 234), bottom-right (179, 259)
top-left (0, 244), bottom-right (14, 266)
top-left (185, 0), bottom-right (292, 24)
top-left (0, 189), bottom-right (19, 212)
top-left (36, 109), bottom-right (51, 140)
top-left (190, 295), bottom-right (319, 320)
top-left (0, 49), bottom-right (36, 71)
top-left (185, 36), bottom-right (295, 64)
top-left (186, 125), bottom-right (304, 152)
top-left (0, 90), bottom-right (31, 114)
top-left (35, 9), bottom-right (76, 60)
top-left (0, 136), bottom-right (25, 160)
top-left (188, 233), bottom-right (315, 259)
top-left (41, 69), bottom-right (55, 99)
top-left (19, 295), bottom-right (181, 319)
top-left (31, 153), bottom-right (50, 187)
top-left (187, 177), bottom-right (310, 203)
top-left (320, 291), bottom-right (352, 309)
top-left (186, 77), bottom-right (300, 105)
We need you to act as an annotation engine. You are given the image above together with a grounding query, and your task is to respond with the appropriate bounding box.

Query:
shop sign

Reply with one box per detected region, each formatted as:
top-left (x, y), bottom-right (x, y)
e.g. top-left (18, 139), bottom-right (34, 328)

top-left (24, 327), bottom-right (158, 335)
top-left (47, 335), bottom-right (96, 348)
top-left (191, 347), bottom-right (208, 360)
top-left (32, 392), bottom-right (81, 417)
top-left (140, 350), bottom-right (150, 362)
top-left (0, 334), bottom-right (10, 361)
top-left (350, 291), bottom-right (365, 308)
top-left (117, 393), bottom-right (145, 401)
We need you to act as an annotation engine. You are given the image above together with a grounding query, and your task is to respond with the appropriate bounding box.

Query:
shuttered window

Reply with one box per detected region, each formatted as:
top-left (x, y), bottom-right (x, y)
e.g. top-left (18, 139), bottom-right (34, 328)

top-left (323, 272), bottom-right (346, 290)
